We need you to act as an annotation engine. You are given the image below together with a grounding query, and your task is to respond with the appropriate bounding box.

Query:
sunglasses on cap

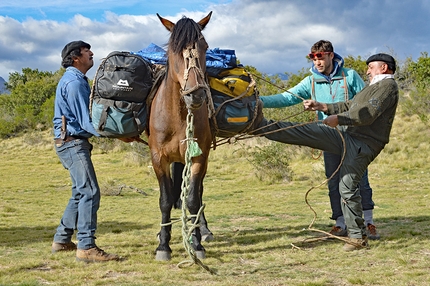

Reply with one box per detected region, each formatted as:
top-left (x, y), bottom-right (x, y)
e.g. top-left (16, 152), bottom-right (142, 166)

top-left (308, 52), bottom-right (331, 60)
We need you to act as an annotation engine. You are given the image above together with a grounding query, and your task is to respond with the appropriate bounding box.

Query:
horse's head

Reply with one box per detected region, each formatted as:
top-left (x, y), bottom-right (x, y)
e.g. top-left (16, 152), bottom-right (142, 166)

top-left (157, 12), bottom-right (212, 110)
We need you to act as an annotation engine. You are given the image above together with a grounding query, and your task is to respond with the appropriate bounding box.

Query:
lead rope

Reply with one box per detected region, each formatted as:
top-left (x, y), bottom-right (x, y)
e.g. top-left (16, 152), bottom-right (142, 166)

top-left (178, 110), bottom-right (215, 274)
top-left (240, 121), bottom-right (358, 248)
top-left (235, 73), bottom-right (361, 249)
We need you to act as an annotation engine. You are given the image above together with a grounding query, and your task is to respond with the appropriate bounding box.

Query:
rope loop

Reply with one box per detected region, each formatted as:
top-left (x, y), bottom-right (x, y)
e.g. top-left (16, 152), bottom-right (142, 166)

top-left (218, 72), bottom-right (350, 247)
top-left (180, 44), bottom-right (209, 97)
top-left (178, 109), bottom-right (213, 273)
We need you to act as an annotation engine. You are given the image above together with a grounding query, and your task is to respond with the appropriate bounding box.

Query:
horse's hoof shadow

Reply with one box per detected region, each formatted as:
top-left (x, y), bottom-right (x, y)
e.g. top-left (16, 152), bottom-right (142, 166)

top-left (201, 232), bottom-right (214, 242)
top-left (200, 227), bottom-right (214, 242)
top-left (155, 251), bottom-right (171, 261)
top-left (195, 250), bottom-right (206, 260)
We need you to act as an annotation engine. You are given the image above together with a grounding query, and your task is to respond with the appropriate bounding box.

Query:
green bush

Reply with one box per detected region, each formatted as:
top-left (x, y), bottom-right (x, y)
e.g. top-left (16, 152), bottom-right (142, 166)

top-left (402, 87), bottom-right (430, 124)
top-left (401, 52), bottom-right (430, 125)
top-left (248, 142), bottom-right (294, 183)
top-left (0, 68), bottom-right (59, 138)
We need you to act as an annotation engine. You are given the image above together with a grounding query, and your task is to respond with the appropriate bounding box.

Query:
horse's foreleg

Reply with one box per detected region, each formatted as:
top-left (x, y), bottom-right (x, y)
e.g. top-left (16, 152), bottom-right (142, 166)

top-left (186, 163), bottom-right (208, 259)
top-left (153, 164), bottom-right (175, 261)
top-left (173, 162), bottom-right (213, 241)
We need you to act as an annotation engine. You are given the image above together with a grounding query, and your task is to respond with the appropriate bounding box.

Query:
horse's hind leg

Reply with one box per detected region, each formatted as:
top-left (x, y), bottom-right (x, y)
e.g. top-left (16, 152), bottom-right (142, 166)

top-left (172, 162), bottom-right (213, 242)
top-left (172, 162), bottom-right (184, 209)
top-left (198, 198), bottom-right (214, 242)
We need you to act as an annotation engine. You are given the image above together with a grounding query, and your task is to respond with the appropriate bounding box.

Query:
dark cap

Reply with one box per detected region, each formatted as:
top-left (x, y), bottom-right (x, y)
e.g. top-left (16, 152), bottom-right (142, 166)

top-left (61, 40), bottom-right (91, 60)
top-left (366, 53), bottom-right (396, 73)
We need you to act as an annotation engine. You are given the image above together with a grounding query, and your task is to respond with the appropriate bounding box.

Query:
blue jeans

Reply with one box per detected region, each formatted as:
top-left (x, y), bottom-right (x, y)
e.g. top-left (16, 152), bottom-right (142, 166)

top-left (53, 138), bottom-right (100, 250)
top-left (324, 152), bottom-right (375, 221)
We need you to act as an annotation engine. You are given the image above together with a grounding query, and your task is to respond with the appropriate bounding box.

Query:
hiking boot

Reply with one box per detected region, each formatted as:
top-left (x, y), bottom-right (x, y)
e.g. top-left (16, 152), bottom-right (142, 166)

top-left (76, 246), bottom-right (120, 263)
top-left (343, 236), bottom-right (368, 251)
top-left (52, 242), bottom-right (77, 253)
top-left (366, 223), bottom-right (381, 240)
top-left (329, 226), bottom-right (348, 237)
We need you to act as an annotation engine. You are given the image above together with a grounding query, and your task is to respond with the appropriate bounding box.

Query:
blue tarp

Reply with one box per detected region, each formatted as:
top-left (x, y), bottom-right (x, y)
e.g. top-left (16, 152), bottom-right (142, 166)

top-left (206, 48), bottom-right (237, 76)
top-left (132, 44), bottom-right (238, 76)
top-left (131, 43), bottom-right (167, 65)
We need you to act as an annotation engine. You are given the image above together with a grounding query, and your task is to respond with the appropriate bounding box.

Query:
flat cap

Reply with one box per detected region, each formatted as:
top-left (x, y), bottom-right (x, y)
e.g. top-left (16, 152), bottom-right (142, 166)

top-left (61, 40), bottom-right (91, 60)
top-left (366, 53), bottom-right (396, 73)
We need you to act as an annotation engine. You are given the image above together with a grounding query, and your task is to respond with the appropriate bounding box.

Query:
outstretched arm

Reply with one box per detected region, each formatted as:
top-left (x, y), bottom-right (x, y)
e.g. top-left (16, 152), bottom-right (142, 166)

top-left (303, 100), bottom-right (327, 112)
top-left (303, 100), bottom-right (338, 127)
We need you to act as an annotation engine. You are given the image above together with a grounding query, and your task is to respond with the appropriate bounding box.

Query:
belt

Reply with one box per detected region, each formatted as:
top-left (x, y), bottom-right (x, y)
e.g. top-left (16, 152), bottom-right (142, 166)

top-left (55, 136), bottom-right (86, 145)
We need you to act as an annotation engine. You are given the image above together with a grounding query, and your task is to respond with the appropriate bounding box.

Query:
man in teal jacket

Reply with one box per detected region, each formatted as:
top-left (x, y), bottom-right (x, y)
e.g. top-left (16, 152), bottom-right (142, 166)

top-left (260, 40), bottom-right (380, 239)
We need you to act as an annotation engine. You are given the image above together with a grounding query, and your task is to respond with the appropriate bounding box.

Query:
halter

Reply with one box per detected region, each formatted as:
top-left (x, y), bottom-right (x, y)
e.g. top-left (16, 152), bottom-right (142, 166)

top-left (179, 43), bottom-right (210, 97)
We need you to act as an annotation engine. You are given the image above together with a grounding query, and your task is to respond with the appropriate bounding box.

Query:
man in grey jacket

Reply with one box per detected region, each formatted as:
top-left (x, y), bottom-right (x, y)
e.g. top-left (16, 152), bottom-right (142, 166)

top-left (256, 53), bottom-right (398, 251)
top-left (260, 40), bottom-right (379, 239)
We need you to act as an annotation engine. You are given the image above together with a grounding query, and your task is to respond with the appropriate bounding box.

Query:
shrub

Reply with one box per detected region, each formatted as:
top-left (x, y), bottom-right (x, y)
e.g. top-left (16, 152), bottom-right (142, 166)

top-left (248, 142), bottom-right (294, 183)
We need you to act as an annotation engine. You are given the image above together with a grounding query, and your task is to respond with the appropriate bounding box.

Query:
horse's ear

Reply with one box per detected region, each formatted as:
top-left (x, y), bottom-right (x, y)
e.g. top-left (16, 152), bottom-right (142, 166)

top-left (157, 13), bottom-right (175, 32)
top-left (197, 11), bottom-right (212, 30)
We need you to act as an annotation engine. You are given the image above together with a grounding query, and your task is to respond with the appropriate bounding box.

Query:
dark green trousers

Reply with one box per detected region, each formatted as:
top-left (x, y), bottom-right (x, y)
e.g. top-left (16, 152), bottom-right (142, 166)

top-left (257, 119), bottom-right (379, 238)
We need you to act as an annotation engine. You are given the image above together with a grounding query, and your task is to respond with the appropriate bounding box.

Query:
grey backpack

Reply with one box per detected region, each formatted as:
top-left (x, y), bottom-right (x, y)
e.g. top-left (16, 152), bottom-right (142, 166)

top-left (91, 51), bottom-right (153, 138)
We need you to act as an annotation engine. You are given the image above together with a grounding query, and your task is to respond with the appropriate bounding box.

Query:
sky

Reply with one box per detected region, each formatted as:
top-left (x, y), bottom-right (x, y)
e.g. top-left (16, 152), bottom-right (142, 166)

top-left (1, 0), bottom-right (430, 81)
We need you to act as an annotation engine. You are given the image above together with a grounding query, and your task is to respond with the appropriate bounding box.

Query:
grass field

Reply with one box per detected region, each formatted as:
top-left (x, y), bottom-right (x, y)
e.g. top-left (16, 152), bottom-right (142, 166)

top-left (0, 110), bottom-right (429, 286)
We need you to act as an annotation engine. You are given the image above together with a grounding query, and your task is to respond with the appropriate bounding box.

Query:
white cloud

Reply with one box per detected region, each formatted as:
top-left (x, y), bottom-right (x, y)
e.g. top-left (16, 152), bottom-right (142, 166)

top-left (0, 0), bottom-right (430, 81)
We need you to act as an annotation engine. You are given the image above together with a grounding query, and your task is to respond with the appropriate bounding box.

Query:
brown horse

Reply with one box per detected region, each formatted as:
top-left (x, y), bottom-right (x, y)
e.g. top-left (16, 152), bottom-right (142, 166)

top-left (148, 12), bottom-right (213, 261)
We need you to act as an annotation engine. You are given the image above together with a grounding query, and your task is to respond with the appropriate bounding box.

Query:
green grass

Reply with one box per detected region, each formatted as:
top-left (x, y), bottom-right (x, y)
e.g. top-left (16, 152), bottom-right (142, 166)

top-left (0, 109), bottom-right (429, 285)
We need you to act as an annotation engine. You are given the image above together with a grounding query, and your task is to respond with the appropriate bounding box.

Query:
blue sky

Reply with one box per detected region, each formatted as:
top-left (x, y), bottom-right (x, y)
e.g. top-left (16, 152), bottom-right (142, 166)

top-left (1, 0), bottom-right (429, 81)
top-left (0, 0), bottom-right (227, 22)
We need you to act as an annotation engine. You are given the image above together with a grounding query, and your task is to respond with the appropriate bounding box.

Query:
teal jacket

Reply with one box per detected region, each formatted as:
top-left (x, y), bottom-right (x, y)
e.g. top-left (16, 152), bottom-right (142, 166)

top-left (260, 53), bottom-right (365, 120)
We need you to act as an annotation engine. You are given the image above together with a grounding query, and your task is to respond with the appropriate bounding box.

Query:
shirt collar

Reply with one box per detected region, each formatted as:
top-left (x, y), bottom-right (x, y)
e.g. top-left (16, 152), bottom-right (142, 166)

top-left (370, 74), bottom-right (394, 85)
top-left (66, 66), bottom-right (86, 79)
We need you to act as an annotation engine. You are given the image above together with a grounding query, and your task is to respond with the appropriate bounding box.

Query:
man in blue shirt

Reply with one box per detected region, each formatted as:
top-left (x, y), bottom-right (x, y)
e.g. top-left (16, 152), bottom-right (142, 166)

top-left (52, 40), bottom-right (120, 262)
top-left (260, 40), bottom-right (380, 240)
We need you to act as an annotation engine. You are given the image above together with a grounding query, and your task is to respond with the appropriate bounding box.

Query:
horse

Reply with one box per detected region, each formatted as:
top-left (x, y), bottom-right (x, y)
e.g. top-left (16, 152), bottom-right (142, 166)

top-left (147, 12), bottom-right (213, 261)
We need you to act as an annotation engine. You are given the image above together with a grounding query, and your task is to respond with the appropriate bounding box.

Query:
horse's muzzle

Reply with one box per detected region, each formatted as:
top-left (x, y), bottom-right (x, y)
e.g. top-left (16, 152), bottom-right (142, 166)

top-left (183, 88), bottom-right (208, 110)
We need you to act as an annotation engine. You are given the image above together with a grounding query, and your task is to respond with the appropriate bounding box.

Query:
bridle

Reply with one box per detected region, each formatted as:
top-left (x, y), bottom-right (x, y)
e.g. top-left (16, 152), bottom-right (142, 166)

top-left (179, 42), bottom-right (210, 97)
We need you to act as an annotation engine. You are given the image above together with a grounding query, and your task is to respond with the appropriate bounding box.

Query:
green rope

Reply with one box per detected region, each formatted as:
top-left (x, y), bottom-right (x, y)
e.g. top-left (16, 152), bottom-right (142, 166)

top-left (179, 110), bottom-right (215, 274)
top-left (188, 140), bottom-right (203, 157)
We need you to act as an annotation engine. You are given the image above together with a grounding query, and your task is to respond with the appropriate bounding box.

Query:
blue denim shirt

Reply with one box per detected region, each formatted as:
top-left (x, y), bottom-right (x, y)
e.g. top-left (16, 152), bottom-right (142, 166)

top-left (53, 67), bottom-right (100, 139)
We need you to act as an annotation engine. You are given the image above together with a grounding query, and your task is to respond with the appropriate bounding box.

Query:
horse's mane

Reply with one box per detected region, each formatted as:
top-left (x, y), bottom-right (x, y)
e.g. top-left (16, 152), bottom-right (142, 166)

top-left (168, 16), bottom-right (203, 54)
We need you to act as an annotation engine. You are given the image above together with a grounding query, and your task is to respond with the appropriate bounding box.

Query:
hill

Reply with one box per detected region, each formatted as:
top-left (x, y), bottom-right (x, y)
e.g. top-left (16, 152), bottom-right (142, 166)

top-left (0, 76), bottom-right (8, 94)
top-left (267, 72), bottom-right (288, 80)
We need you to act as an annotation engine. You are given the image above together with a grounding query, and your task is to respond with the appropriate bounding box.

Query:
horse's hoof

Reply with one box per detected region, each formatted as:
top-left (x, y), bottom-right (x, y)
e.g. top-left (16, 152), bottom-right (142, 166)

top-left (155, 251), bottom-right (171, 261)
top-left (201, 232), bottom-right (214, 242)
top-left (194, 250), bottom-right (206, 260)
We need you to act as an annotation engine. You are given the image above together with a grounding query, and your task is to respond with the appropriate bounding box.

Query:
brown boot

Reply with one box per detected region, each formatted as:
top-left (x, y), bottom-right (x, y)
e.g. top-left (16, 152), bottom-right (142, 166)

top-left (366, 223), bottom-right (381, 240)
top-left (52, 242), bottom-right (77, 253)
top-left (76, 246), bottom-right (120, 262)
top-left (329, 226), bottom-right (348, 237)
top-left (343, 236), bottom-right (369, 251)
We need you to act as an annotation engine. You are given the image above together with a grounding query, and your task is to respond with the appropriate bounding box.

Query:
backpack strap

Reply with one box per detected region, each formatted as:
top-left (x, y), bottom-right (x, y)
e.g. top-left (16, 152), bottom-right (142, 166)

top-left (342, 70), bottom-right (348, 101)
top-left (311, 77), bottom-right (315, 100)
top-left (98, 105), bottom-right (109, 131)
